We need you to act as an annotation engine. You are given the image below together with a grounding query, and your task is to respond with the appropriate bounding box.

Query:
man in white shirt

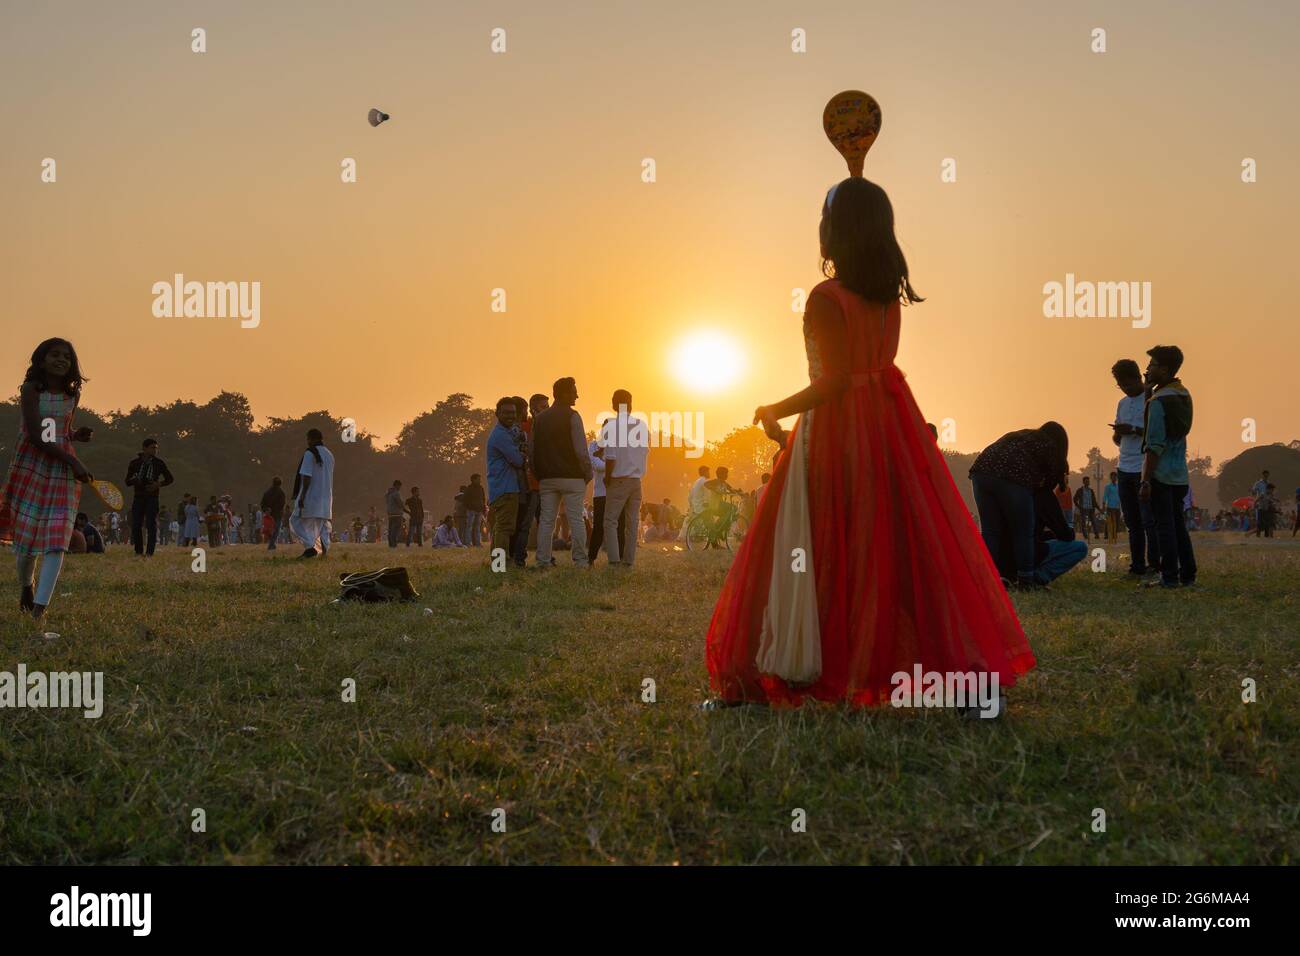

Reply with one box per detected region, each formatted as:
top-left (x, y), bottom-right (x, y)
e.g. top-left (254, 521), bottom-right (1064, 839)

top-left (587, 437), bottom-right (626, 563)
top-left (678, 465), bottom-right (712, 541)
top-left (599, 389), bottom-right (649, 566)
top-left (1110, 359), bottom-right (1159, 575)
top-left (291, 428), bottom-right (335, 558)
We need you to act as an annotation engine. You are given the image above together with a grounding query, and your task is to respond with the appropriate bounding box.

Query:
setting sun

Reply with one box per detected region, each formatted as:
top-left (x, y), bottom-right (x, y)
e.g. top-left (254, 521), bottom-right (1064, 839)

top-left (670, 330), bottom-right (746, 394)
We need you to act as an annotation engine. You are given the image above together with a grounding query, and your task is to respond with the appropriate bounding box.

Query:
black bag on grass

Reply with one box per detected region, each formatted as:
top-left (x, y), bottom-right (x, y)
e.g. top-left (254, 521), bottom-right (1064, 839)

top-left (335, 567), bottom-right (420, 603)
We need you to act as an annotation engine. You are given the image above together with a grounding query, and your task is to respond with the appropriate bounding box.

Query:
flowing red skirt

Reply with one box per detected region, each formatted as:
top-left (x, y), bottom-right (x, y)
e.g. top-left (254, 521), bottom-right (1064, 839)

top-left (705, 365), bottom-right (1035, 706)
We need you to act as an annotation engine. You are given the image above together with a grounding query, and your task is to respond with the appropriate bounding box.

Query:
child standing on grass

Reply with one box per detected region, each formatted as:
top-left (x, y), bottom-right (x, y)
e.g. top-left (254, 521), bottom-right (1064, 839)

top-left (707, 178), bottom-right (1034, 708)
top-left (0, 338), bottom-right (96, 623)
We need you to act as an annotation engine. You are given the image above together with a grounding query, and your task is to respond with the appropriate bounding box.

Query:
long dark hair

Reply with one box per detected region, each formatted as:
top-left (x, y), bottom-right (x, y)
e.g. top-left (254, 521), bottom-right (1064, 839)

top-left (24, 337), bottom-right (87, 397)
top-left (819, 178), bottom-right (922, 306)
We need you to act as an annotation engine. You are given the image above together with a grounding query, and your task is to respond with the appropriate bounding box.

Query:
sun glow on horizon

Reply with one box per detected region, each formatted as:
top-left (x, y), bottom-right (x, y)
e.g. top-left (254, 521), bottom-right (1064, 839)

top-left (669, 329), bottom-right (746, 394)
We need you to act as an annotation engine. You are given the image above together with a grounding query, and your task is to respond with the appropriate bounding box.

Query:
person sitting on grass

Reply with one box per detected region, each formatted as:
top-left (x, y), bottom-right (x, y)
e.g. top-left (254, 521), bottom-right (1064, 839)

top-left (75, 512), bottom-right (105, 553)
top-left (431, 515), bottom-right (466, 548)
top-left (68, 512), bottom-right (102, 554)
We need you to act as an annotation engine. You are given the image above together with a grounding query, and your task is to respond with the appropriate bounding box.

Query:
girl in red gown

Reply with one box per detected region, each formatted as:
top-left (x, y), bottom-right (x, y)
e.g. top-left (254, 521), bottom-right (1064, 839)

top-left (705, 178), bottom-right (1035, 707)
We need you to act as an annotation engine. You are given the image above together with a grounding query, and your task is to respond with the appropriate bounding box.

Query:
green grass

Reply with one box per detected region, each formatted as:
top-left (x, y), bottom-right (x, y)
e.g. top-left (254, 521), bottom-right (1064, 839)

top-left (1, 534), bottom-right (1297, 864)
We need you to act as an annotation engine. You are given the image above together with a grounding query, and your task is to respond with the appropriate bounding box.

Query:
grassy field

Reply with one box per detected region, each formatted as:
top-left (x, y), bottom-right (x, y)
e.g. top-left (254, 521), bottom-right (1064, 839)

top-left (1, 533), bottom-right (1297, 865)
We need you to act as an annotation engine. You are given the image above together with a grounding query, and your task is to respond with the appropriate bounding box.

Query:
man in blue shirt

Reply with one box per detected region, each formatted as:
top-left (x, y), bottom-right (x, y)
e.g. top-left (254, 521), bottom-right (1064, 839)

top-left (486, 397), bottom-right (525, 563)
top-left (1102, 471), bottom-right (1122, 543)
top-left (1138, 345), bottom-right (1196, 589)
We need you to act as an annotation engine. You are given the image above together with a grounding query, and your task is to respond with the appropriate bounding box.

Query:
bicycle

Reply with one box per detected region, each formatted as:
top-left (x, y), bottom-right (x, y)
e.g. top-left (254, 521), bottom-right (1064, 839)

top-left (684, 491), bottom-right (749, 552)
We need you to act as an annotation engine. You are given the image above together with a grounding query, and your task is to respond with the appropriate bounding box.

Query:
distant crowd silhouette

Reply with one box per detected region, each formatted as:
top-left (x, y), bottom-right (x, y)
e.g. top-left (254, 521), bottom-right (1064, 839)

top-left (0, 225), bottom-right (1291, 718)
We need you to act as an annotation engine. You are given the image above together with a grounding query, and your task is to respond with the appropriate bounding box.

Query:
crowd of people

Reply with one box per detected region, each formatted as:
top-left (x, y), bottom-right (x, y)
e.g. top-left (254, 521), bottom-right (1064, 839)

top-left (0, 164), bottom-right (1291, 726)
top-left (969, 351), bottom-right (1201, 590)
top-left (2, 333), bottom-right (1289, 630)
top-left (26, 378), bottom-right (767, 568)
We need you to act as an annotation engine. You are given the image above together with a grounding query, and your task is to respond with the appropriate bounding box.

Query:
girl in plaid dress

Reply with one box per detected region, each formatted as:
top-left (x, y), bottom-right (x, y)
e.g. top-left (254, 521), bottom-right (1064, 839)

top-left (0, 339), bottom-right (95, 621)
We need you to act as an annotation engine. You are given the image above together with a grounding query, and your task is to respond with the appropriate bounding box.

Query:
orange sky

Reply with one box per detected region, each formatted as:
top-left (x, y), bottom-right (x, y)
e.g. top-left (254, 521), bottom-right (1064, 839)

top-left (3, 0), bottom-right (1297, 469)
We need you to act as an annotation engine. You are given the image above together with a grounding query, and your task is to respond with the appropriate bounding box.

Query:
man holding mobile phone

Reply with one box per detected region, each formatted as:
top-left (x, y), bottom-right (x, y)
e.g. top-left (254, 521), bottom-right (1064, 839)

top-left (1110, 358), bottom-right (1159, 578)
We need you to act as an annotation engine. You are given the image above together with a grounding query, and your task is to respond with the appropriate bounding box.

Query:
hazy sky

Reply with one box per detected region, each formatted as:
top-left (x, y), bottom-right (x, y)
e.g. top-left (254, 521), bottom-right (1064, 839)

top-left (3, 0), bottom-right (1297, 468)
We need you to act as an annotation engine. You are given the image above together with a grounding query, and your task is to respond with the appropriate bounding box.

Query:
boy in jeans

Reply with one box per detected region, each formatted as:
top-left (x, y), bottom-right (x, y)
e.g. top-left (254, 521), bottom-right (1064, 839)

top-left (1111, 358), bottom-right (1160, 577)
top-left (1138, 345), bottom-right (1196, 589)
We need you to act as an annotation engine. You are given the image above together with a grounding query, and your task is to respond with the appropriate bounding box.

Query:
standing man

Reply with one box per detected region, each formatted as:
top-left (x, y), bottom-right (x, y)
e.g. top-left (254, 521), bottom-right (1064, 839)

top-left (462, 475), bottom-right (486, 547)
top-left (292, 428), bottom-right (336, 559)
top-left (405, 486), bottom-right (425, 546)
top-left (260, 477), bottom-right (286, 550)
top-left (600, 389), bottom-right (648, 567)
top-left (124, 438), bottom-right (174, 557)
top-left (1139, 345), bottom-right (1196, 589)
top-left (486, 397), bottom-right (525, 563)
top-left (1251, 470), bottom-right (1270, 538)
top-left (1102, 471), bottom-right (1122, 543)
top-left (158, 505), bottom-right (172, 546)
top-left (586, 436), bottom-right (625, 564)
top-left (529, 377), bottom-right (592, 567)
top-left (385, 479), bottom-right (407, 548)
top-left (203, 495), bottom-right (224, 548)
top-left (509, 395), bottom-right (540, 568)
top-left (1111, 358), bottom-right (1159, 577)
top-left (1073, 476), bottom-right (1097, 542)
